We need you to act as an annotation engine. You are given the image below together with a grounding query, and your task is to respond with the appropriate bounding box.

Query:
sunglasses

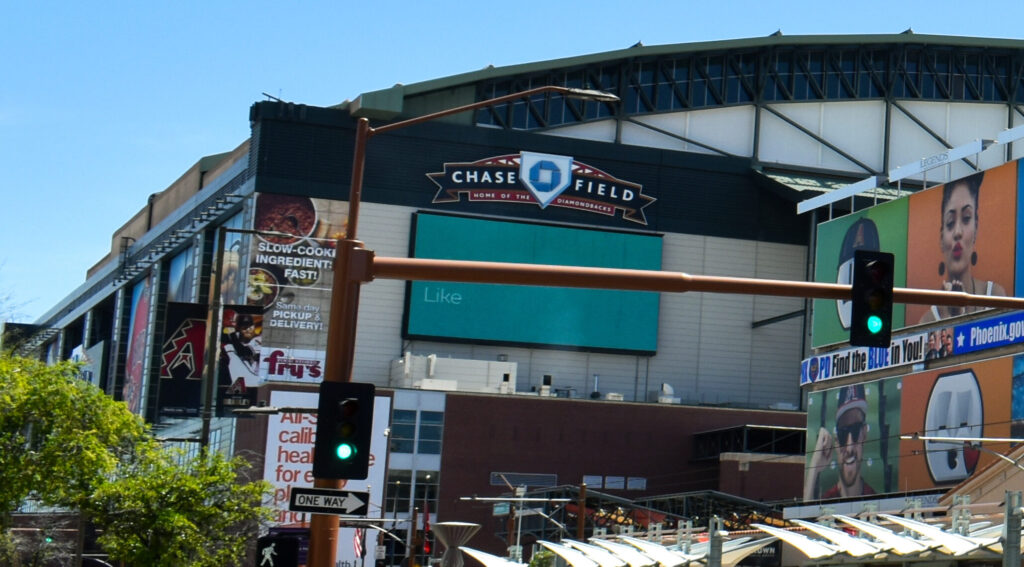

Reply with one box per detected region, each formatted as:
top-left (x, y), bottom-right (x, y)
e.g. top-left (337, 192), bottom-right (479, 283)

top-left (835, 421), bottom-right (865, 445)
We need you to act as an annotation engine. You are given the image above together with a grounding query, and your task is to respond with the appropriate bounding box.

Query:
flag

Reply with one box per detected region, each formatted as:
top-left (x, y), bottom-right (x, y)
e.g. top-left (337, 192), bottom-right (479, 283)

top-left (354, 528), bottom-right (365, 558)
top-left (423, 497), bottom-right (431, 554)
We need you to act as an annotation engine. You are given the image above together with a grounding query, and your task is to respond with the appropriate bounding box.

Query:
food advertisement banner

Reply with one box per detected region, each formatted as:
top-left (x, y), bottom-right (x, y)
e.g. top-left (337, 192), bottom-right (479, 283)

top-left (263, 390), bottom-right (390, 561)
top-left (246, 193), bottom-right (350, 384)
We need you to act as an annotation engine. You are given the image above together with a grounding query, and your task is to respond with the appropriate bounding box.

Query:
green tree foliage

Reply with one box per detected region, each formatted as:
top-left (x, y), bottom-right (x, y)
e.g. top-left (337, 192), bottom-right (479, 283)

top-left (528, 549), bottom-right (555, 567)
top-left (1, 354), bottom-right (272, 566)
top-left (0, 356), bottom-right (151, 520)
top-left (89, 449), bottom-right (272, 567)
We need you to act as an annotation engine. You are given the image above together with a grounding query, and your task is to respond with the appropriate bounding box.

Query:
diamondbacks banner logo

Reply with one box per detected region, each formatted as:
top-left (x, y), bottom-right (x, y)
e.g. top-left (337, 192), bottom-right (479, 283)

top-left (158, 301), bottom-right (208, 418)
top-left (427, 152), bottom-right (655, 225)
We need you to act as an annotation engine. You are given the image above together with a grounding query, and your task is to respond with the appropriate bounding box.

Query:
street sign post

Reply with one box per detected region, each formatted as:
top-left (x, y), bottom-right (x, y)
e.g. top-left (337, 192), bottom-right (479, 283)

top-left (289, 487), bottom-right (369, 516)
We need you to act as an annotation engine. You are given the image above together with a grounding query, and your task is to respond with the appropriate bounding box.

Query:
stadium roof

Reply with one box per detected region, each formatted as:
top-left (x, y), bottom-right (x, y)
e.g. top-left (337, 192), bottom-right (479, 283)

top-left (348, 32), bottom-right (1024, 117)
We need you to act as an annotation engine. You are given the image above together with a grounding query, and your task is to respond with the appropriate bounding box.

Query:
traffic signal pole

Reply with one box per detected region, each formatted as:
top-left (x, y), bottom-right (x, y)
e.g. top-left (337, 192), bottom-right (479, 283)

top-left (307, 122), bottom-right (370, 567)
top-left (310, 87), bottom-right (621, 567)
top-left (370, 254), bottom-right (1024, 312)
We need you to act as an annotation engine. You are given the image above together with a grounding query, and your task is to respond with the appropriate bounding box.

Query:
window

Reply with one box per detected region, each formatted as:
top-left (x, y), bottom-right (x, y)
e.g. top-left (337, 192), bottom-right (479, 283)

top-left (386, 469), bottom-right (412, 515)
top-left (627, 477), bottom-right (647, 491)
top-left (390, 409), bottom-right (444, 455)
top-left (415, 470), bottom-right (439, 514)
top-left (385, 469), bottom-right (439, 516)
top-left (385, 468), bottom-right (439, 567)
top-left (418, 411), bottom-right (444, 454)
top-left (390, 410), bottom-right (417, 454)
top-left (605, 476), bottom-right (625, 489)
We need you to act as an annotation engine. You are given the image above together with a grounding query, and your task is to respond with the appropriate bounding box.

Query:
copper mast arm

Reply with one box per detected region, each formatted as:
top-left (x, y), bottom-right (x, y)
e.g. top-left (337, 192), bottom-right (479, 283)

top-left (369, 255), bottom-right (1024, 310)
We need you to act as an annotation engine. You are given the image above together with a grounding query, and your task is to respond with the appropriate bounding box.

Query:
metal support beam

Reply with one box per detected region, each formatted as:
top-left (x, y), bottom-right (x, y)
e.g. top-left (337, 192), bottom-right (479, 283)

top-left (1005, 491), bottom-right (1021, 567)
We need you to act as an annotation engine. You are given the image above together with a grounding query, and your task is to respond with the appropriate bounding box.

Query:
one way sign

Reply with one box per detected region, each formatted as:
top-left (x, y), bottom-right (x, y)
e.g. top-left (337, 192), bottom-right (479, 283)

top-left (289, 487), bottom-right (369, 516)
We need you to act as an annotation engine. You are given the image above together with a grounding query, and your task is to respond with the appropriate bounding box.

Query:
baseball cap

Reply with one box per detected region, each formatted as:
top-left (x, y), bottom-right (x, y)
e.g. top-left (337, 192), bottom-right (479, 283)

top-left (836, 384), bottom-right (868, 420)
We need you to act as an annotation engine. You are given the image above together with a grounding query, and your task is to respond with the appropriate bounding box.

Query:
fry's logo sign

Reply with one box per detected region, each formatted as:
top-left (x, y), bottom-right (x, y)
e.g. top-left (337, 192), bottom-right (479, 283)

top-left (427, 152), bottom-right (656, 225)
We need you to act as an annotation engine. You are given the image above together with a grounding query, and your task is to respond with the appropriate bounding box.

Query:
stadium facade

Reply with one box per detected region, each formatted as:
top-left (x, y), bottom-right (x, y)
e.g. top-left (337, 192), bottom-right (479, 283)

top-left (9, 32), bottom-right (1024, 564)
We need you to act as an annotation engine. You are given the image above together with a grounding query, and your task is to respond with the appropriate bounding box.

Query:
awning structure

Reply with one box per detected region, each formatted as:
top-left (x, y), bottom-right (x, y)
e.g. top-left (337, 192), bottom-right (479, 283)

top-left (752, 511), bottom-right (1013, 564)
top-left (755, 169), bottom-right (908, 215)
top-left (464, 532), bottom-right (776, 567)
top-left (460, 546), bottom-right (527, 567)
top-left (538, 541), bottom-right (600, 567)
top-left (561, 539), bottom-right (628, 567)
top-left (463, 508), bottom-right (1019, 567)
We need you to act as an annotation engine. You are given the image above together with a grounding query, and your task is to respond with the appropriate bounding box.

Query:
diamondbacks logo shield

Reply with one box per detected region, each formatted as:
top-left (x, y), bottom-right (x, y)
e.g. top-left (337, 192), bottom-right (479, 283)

top-left (519, 152), bottom-right (572, 208)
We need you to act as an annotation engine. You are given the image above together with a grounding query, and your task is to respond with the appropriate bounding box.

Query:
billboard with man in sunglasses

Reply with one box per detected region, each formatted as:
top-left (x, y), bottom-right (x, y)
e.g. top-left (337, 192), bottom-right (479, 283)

top-left (804, 382), bottom-right (901, 500)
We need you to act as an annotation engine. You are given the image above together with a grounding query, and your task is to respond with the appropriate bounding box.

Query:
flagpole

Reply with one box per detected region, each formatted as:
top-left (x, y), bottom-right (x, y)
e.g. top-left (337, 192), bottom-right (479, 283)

top-left (424, 474), bottom-right (431, 565)
top-left (357, 527), bottom-right (365, 567)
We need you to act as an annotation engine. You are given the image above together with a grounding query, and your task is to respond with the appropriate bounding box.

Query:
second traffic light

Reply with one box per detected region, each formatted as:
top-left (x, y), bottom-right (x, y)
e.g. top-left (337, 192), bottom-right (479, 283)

top-left (313, 381), bottom-right (375, 480)
top-left (849, 249), bottom-right (894, 348)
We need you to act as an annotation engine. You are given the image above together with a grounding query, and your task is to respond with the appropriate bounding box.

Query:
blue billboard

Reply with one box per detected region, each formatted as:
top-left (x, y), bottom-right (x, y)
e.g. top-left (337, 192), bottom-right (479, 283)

top-left (405, 213), bottom-right (662, 353)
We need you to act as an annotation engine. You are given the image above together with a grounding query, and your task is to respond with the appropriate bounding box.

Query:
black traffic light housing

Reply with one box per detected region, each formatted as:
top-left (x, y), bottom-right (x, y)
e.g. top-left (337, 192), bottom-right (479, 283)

top-left (313, 381), bottom-right (375, 480)
top-left (849, 249), bottom-right (894, 348)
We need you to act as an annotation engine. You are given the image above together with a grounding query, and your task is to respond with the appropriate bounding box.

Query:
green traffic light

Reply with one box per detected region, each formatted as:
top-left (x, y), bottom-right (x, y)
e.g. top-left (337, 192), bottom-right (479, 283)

top-left (336, 442), bottom-right (356, 460)
top-left (866, 314), bottom-right (883, 334)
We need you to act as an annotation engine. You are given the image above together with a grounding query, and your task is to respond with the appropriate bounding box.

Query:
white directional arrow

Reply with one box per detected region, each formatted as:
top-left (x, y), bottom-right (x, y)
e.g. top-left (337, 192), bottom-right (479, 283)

top-left (289, 487), bottom-right (370, 516)
top-left (342, 492), bottom-right (366, 513)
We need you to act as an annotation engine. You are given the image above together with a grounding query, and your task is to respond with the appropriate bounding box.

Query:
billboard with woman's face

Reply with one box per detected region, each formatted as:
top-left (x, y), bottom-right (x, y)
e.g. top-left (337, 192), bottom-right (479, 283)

top-left (811, 159), bottom-right (1021, 347)
top-left (905, 160), bottom-right (1016, 326)
top-left (807, 158), bottom-right (1024, 499)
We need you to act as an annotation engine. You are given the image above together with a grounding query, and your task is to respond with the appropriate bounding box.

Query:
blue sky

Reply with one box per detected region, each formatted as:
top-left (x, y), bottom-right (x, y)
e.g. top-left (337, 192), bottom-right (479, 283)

top-left (3, 0), bottom-right (1024, 322)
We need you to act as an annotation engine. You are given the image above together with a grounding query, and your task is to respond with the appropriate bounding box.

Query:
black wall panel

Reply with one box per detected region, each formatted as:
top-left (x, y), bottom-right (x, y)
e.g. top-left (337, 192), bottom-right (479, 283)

top-left (249, 101), bottom-right (807, 245)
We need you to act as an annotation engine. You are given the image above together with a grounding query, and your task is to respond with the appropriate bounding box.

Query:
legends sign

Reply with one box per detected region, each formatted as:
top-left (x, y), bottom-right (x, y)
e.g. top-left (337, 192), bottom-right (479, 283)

top-left (427, 152), bottom-right (656, 225)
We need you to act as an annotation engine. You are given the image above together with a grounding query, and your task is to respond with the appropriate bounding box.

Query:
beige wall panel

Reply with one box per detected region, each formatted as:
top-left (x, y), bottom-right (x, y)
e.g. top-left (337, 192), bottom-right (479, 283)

top-left (819, 101), bottom-right (887, 172)
top-left (351, 203), bottom-right (804, 409)
top-left (544, 119), bottom-right (617, 143)
top-left (758, 108), bottom-right (832, 171)
top-left (619, 118), bottom-right (690, 152)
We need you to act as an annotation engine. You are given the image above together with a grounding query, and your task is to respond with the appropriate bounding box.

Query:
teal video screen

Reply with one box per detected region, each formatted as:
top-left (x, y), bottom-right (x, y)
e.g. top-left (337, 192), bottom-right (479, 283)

top-left (405, 213), bottom-right (662, 353)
